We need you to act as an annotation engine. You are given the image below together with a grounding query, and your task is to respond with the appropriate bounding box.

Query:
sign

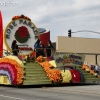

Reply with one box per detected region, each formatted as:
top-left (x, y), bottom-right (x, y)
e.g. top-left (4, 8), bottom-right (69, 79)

top-left (54, 52), bottom-right (85, 67)
top-left (4, 15), bottom-right (39, 55)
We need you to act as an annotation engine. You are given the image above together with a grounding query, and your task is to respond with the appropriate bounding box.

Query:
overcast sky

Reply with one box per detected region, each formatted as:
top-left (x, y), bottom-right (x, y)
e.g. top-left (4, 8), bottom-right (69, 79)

top-left (1, 0), bottom-right (100, 42)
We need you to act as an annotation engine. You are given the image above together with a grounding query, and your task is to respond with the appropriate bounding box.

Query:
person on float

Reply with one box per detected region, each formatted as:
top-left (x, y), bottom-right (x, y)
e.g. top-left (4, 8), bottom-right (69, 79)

top-left (11, 40), bottom-right (19, 56)
top-left (45, 40), bottom-right (55, 60)
top-left (37, 40), bottom-right (45, 57)
top-left (34, 39), bottom-right (45, 58)
top-left (34, 39), bottom-right (40, 58)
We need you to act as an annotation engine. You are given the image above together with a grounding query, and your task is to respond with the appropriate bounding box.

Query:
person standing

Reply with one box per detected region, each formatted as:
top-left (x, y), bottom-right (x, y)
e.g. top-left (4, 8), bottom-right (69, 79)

top-left (46, 40), bottom-right (55, 57)
top-left (37, 40), bottom-right (45, 57)
top-left (11, 40), bottom-right (19, 56)
top-left (34, 39), bottom-right (40, 58)
top-left (94, 64), bottom-right (100, 76)
top-left (98, 67), bottom-right (100, 76)
top-left (34, 39), bottom-right (40, 50)
top-left (34, 39), bottom-right (45, 58)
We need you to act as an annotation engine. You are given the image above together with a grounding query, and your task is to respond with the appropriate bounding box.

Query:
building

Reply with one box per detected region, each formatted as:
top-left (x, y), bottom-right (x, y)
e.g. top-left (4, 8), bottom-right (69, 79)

top-left (55, 36), bottom-right (100, 66)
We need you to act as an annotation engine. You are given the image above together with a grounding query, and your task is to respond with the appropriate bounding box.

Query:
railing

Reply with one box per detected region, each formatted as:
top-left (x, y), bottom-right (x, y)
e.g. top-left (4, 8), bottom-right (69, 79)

top-left (0, 48), bottom-right (98, 69)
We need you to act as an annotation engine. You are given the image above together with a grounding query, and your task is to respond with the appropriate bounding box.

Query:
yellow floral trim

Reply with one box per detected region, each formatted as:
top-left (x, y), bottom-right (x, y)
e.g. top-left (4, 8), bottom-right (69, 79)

top-left (5, 55), bottom-right (25, 68)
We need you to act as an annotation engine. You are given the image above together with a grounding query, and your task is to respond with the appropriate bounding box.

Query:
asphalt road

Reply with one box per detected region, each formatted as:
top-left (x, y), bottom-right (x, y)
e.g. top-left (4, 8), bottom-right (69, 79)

top-left (0, 84), bottom-right (100, 100)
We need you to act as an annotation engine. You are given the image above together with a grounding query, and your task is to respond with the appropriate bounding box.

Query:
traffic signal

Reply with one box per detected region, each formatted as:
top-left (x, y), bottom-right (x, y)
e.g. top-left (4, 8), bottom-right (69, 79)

top-left (68, 29), bottom-right (71, 37)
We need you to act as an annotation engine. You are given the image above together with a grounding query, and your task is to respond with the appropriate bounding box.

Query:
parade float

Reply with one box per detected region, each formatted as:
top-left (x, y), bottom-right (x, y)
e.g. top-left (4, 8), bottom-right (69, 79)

top-left (0, 14), bottom-right (100, 86)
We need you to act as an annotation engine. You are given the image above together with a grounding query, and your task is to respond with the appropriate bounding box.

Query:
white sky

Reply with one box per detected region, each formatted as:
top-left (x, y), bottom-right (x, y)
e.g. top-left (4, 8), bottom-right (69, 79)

top-left (1, 0), bottom-right (100, 42)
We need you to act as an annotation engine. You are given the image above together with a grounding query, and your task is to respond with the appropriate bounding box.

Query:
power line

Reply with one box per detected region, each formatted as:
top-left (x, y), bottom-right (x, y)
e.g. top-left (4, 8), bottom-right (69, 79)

top-left (72, 30), bottom-right (100, 34)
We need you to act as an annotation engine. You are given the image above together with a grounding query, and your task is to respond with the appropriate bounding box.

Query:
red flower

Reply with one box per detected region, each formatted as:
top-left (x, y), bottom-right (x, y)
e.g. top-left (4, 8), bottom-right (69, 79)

top-left (18, 26), bottom-right (29, 38)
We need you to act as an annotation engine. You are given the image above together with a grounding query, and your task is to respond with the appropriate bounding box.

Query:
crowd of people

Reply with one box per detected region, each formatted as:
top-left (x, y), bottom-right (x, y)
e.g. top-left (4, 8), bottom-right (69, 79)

top-left (34, 39), bottom-right (55, 58)
top-left (11, 39), bottom-right (55, 59)
top-left (90, 64), bottom-right (100, 75)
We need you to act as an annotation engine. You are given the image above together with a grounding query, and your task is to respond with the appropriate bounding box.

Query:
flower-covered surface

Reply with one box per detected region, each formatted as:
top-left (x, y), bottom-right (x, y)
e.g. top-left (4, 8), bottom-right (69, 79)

top-left (36, 56), bottom-right (62, 83)
top-left (36, 56), bottom-right (84, 84)
top-left (82, 64), bottom-right (98, 76)
top-left (15, 26), bottom-right (30, 43)
top-left (6, 55), bottom-right (25, 68)
top-left (12, 14), bottom-right (31, 21)
top-left (69, 69), bottom-right (81, 83)
top-left (61, 70), bottom-right (72, 83)
top-left (0, 75), bottom-right (10, 85)
top-left (0, 62), bottom-right (17, 84)
top-left (0, 56), bottom-right (24, 85)
top-left (0, 54), bottom-right (100, 85)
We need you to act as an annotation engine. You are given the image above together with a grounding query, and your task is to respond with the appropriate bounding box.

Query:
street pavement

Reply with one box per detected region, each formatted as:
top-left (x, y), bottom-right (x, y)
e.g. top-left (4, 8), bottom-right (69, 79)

top-left (0, 83), bottom-right (100, 100)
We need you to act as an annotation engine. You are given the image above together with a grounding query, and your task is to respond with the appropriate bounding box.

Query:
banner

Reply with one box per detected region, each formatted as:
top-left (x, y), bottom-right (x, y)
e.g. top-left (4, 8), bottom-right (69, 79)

top-left (54, 52), bottom-right (85, 67)
top-left (0, 11), bottom-right (3, 57)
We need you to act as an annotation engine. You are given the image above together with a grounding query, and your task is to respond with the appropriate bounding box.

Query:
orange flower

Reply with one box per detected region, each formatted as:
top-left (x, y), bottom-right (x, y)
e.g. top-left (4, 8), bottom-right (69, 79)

top-left (36, 56), bottom-right (62, 83)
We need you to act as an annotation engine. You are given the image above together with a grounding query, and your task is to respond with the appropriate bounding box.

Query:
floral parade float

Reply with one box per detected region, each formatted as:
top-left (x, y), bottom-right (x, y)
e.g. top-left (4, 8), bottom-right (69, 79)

top-left (0, 15), bottom-right (100, 86)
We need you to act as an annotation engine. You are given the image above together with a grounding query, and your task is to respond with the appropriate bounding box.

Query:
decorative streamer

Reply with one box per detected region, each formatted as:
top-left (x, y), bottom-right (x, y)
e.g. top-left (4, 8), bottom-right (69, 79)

top-left (0, 11), bottom-right (3, 57)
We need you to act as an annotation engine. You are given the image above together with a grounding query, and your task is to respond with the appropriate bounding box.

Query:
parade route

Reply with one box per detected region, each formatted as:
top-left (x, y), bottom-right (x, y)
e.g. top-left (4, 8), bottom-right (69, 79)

top-left (0, 84), bottom-right (100, 100)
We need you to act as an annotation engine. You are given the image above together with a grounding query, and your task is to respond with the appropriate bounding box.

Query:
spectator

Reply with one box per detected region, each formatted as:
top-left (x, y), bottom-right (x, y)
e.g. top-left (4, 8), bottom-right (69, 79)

top-left (98, 66), bottom-right (100, 75)
top-left (90, 65), bottom-right (95, 70)
top-left (94, 64), bottom-right (99, 73)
